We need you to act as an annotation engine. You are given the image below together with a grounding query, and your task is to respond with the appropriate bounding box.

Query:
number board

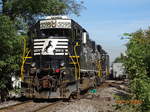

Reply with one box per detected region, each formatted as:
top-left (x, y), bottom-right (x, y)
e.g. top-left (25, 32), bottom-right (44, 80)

top-left (40, 20), bottom-right (71, 29)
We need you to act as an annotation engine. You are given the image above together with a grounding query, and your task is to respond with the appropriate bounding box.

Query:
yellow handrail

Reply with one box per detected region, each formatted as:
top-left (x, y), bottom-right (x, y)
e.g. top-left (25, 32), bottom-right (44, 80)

top-left (21, 50), bottom-right (31, 81)
top-left (74, 42), bottom-right (80, 80)
top-left (97, 60), bottom-right (102, 77)
top-left (20, 38), bottom-right (31, 81)
top-left (68, 52), bottom-right (78, 80)
top-left (68, 42), bottom-right (80, 80)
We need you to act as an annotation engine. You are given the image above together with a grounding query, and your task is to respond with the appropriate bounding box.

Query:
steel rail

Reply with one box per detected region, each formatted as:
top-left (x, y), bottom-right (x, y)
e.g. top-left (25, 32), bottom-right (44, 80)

top-left (32, 101), bottom-right (62, 112)
top-left (0, 100), bottom-right (32, 111)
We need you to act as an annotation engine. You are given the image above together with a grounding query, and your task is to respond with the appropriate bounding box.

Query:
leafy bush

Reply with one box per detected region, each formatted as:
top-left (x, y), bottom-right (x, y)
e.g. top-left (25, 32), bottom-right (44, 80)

top-left (0, 15), bottom-right (21, 101)
top-left (123, 29), bottom-right (150, 111)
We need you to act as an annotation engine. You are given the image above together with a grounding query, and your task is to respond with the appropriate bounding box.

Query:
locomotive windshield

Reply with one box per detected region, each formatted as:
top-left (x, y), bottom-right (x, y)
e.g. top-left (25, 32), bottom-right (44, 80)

top-left (40, 29), bottom-right (71, 38)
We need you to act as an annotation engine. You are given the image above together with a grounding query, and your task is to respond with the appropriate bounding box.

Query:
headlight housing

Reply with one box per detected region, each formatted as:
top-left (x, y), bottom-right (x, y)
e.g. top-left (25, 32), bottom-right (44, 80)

top-left (31, 62), bottom-right (36, 67)
top-left (60, 61), bottom-right (65, 67)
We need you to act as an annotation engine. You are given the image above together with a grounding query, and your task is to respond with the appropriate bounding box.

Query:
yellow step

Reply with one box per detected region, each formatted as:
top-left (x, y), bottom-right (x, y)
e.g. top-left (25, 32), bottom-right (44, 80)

top-left (69, 56), bottom-right (80, 58)
top-left (69, 62), bottom-right (78, 64)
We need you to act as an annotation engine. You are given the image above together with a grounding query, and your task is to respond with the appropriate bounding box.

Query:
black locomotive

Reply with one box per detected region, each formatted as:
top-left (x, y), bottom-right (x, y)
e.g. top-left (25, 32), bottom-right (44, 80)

top-left (21, 16), bottom-right (109, 99)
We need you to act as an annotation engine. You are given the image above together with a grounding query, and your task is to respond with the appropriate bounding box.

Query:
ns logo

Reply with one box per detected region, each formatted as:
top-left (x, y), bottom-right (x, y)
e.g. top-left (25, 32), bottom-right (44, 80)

top-left (44, 40), bottom-right (53, 53)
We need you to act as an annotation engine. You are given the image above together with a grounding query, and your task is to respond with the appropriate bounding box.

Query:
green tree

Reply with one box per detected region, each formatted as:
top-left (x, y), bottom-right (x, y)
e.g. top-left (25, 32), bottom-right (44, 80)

top-left (0, 15), bottom-right (21, 101)
top-left (2, 0), bottom-right (84, 21)
top-left (123, 29), bottom-right (150, 111)
top-left (113, 53), bottom-right (125, 63)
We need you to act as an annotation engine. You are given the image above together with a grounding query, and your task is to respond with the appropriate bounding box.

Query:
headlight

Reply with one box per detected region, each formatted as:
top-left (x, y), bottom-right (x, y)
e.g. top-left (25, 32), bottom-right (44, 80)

top-left (31, 62), bottom-right (36, 67)
top-left (60, 61), bottom-right (65, 67)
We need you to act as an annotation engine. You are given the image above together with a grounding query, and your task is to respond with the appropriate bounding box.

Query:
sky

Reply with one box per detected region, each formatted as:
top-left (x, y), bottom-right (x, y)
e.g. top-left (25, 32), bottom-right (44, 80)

top-left (71, 0), bottom-right (150, 63)
top-left (0, 0), bottom-right (150, 63)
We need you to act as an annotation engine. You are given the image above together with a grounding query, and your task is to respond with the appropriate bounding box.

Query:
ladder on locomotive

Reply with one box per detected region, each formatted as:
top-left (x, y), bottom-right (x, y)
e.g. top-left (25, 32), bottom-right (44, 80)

top-left (69, 42), bottom-right (81, 80)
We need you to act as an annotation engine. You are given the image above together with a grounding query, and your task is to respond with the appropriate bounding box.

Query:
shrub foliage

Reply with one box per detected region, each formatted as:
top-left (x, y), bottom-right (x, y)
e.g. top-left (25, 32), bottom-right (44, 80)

top-left (123, 29), bottom-right (150, 111)
top-left (0, 15), bottom-right (22, 101)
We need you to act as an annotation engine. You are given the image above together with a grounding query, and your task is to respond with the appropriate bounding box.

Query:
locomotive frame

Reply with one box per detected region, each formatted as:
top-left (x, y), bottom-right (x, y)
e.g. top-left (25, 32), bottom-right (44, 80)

top-left (21, 16), bottom-right (109, 99)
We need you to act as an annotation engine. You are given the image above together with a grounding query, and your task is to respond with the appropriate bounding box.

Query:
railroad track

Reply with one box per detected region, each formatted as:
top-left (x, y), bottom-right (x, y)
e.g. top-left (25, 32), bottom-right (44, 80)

top-left (33, 101), bottom-right (63, 112)
top-left (0, 100), bottom-right (33, 111)
top-left (32, 81), bottom-right (122, 112)
top-left (0, 80), bottom-right (128, 112)
top-left (0, 99), bottom-right (64, 112)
